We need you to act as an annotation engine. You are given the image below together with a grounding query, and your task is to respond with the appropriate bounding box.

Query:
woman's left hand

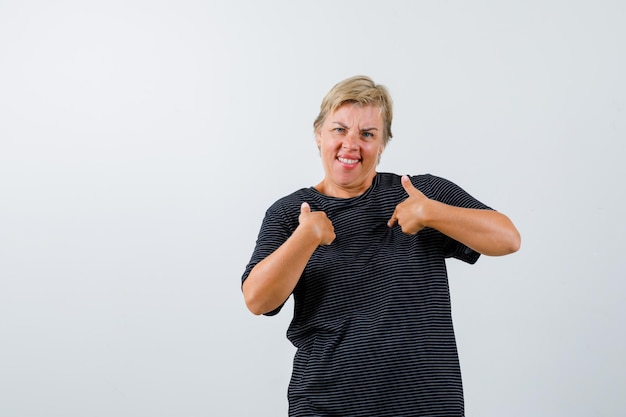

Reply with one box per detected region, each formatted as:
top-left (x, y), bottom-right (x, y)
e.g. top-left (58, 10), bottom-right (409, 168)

top-left (387, 175), bottom-right (430, 235)
top-left (388, 175), bottom-right (521, 255)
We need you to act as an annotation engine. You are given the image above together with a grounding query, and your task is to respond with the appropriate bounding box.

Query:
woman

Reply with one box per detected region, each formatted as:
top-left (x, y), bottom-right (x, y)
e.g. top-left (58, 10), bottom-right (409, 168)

top-left (241, 75), bottom-right (520, 416)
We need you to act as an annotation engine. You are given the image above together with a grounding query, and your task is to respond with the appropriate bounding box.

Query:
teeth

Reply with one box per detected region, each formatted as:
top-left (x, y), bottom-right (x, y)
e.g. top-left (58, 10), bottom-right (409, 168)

top-left (338, 157), bottom-right (359, 164)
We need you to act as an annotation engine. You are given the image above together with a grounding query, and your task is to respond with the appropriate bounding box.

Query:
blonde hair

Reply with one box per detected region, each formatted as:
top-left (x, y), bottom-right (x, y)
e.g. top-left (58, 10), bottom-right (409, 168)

top-left (313, 75), bottom-right (393, 145)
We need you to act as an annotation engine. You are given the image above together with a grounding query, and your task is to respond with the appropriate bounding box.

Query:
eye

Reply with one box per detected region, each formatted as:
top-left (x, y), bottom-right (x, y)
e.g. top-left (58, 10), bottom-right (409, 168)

top-left (333, 127), bottom-right (346, 134)
top-left (362, 131), bottom-right (374, 138)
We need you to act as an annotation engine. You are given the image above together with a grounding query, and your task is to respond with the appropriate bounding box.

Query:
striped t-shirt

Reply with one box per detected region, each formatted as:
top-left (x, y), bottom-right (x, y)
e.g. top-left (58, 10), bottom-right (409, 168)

top-left (242, 172), bottom-right (491, 416)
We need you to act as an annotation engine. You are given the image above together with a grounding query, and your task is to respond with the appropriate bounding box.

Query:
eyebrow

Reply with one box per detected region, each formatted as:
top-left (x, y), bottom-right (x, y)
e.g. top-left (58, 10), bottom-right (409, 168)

top-left (331, 122), bottom-right (379, 131)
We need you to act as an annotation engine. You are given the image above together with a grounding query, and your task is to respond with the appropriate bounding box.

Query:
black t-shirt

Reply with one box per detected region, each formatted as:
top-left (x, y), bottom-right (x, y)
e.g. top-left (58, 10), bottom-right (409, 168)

top-left (242, 172), bottom-right (491, 416)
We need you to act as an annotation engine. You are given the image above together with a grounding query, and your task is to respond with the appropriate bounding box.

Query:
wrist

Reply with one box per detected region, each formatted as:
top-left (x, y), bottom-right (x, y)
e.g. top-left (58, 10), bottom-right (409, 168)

top-left (420, 198), bottom-right (441, 228)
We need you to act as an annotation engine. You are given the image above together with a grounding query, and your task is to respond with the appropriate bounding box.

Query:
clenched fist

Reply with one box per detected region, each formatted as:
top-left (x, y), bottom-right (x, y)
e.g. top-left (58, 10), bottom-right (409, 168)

top-left (387, 175), bottom-right (431, 235)
top-left (299, 202), bottom-right (336, 245)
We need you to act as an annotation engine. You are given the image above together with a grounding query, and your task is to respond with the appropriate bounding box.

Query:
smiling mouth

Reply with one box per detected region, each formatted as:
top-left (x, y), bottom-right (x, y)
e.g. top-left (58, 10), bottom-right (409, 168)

top-left (337, 157), bottom-right (360, 165)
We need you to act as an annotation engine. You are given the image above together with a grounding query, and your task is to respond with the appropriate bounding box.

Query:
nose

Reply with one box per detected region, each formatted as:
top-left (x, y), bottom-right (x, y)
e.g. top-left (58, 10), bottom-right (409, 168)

top-left (342, 130), bottom-right (358, 150)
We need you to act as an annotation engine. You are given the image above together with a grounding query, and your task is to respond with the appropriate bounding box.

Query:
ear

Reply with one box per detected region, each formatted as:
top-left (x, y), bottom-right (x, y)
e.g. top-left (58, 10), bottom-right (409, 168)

top-left (315, 131), bottom-right (322, 150)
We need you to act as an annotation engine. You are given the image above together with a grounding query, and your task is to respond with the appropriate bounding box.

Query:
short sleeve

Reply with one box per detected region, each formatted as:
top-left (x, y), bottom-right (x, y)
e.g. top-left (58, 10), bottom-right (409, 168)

top-left (421, 174), bottom-right (492, 264)
top-left (241, 198), bottom-right (301, 316)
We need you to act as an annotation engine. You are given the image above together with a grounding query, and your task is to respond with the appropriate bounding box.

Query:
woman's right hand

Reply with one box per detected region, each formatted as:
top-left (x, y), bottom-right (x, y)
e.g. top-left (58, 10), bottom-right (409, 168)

top-left (243, 202), bottom-right (335, 315)
top-left (299, 202), bottom-right (335, 246)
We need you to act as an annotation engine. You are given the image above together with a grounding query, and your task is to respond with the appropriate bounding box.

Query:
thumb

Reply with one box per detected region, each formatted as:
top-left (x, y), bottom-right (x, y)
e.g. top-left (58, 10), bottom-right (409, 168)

top-left (401, 175), bottom-right (418, 195)
top-left (300, 202), bottom-right (311, 214)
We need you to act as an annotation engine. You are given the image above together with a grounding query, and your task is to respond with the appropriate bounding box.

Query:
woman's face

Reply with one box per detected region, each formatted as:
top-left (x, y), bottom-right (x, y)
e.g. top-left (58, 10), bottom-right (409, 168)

top-left (315, 102), bottom-right (385, 198)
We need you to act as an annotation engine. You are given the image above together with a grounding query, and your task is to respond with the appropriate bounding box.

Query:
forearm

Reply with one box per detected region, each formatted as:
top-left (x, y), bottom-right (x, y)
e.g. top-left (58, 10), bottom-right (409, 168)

top-left (242, 227), bottom-right (320, 315)
top-left (424, 201), bottom-right (521, 256)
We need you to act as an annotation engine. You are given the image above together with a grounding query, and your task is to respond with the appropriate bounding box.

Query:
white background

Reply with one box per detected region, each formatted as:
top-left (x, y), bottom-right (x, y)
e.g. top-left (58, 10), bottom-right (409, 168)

top-left (1, 1), bottom-right (624, 416)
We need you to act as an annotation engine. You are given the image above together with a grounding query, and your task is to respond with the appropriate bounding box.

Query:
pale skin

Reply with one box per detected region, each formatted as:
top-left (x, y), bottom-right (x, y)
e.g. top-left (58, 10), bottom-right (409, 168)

top-left (243, 103), bottom-right (521, 315)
